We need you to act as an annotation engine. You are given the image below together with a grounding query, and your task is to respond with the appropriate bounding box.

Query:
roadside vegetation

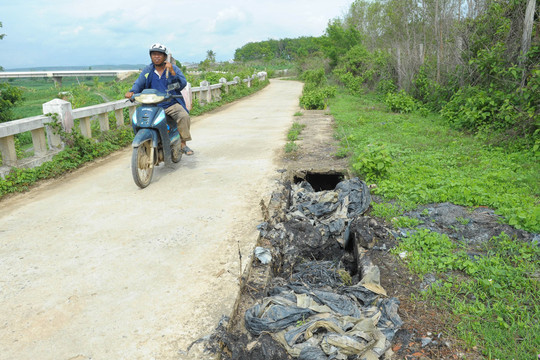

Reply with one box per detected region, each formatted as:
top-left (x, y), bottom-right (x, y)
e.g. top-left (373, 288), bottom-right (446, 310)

top-left (331, 89), bottom-right (539, 358)
top-left (284, 121), bottom-right (306, 153)
top-left (235, 1), bottom-right (539, 358)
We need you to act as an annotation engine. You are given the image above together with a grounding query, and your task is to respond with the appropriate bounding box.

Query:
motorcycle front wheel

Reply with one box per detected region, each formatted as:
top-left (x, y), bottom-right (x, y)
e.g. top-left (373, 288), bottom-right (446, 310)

top-left (132, 140), bottom-right (154, 188)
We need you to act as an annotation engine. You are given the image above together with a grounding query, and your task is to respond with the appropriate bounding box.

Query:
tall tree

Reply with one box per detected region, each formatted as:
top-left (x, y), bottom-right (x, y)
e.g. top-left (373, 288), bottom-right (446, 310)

top-left (206, 50), bottom-right (216, 63)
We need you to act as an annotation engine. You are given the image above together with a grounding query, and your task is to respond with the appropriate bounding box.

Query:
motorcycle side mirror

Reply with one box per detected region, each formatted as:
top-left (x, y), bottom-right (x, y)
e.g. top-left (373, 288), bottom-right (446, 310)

top-left (167, 82), bottom-right (180, 91)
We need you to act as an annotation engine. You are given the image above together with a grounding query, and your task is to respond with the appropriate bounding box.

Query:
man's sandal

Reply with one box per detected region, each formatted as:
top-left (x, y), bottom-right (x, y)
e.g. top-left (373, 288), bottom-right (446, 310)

top-left (181, 146), bottom-right (194, 155)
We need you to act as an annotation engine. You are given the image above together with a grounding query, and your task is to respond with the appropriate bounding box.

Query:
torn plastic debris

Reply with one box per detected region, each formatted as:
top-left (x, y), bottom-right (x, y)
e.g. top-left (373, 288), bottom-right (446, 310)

top-left (286, 177), bottom-right (372, 248)
top-left (244, 262), bottom-right (403, 359)
top-left (246, 178), bottom-right (402, 358)
top-left (260, 178), bottom-right (374, 277)
top-left (254, 246), bottom-right (272, 264)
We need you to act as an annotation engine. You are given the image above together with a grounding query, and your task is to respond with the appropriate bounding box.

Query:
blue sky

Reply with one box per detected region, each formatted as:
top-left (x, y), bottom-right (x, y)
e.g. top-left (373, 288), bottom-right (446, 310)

top-left (0, 0), bottom-right (352, 70)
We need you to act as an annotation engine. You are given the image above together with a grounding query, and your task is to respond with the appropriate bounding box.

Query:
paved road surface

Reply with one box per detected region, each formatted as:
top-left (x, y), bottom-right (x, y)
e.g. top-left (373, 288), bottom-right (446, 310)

top-left (0, 79), bottom-right (303, 360)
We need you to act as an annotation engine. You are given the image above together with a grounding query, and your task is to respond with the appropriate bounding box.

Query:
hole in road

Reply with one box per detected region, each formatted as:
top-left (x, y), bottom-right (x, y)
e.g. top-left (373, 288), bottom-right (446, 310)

top-left (293, 171), bottom-right (345, 191)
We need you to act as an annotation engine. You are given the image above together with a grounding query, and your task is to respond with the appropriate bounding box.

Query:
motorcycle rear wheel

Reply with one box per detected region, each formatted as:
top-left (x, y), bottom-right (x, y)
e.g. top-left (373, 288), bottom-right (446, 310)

top-left (132, 140), bottom-right (154, 188)
top-left (171, 143), bottom-right (182, 163)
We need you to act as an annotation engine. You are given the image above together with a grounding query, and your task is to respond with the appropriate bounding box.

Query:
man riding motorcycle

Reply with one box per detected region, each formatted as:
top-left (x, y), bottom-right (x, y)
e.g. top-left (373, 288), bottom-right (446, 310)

top-left (125, 43), bottom-right (194, 155)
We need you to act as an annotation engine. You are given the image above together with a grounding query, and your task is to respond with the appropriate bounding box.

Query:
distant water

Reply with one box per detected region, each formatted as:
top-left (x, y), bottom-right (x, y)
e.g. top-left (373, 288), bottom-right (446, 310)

top-left (5, 65), bottom-right (147, 72)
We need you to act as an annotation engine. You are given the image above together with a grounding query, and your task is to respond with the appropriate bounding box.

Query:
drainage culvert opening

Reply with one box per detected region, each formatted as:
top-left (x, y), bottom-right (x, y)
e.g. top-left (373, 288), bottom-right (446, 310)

top-left (293, 171), bottom-right (345, 192)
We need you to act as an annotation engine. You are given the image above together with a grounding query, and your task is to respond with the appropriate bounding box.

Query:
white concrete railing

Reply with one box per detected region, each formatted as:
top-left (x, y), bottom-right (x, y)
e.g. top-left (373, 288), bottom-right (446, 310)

top-left (0, 72), bottom-right (267, 176)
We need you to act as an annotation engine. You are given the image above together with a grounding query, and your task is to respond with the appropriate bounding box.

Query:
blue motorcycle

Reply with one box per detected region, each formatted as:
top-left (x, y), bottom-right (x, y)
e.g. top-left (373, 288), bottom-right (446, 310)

top-left (130, 89), bottom-right (182, 188)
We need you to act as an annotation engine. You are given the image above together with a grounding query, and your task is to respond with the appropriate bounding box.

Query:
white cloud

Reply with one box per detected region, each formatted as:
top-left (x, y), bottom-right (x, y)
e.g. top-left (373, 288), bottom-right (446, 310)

top-left (207, 7), bottom-right (248, 34)
top-left (60, 26), bottom-right (84, 37)
top-left (0, 0), bottom-right (354, 69)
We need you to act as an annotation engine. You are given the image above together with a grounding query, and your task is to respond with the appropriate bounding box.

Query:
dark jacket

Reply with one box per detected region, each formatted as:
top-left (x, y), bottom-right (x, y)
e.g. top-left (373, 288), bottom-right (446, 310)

top-left (130, 63), bottom-right (189, 112)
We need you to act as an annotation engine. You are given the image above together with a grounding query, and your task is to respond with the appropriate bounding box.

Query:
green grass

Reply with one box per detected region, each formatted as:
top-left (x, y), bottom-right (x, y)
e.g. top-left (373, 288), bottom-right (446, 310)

top-left (331, 90), bottom-right (539, 233)
top-left (287, 122), bottom-right (306, 141)
top-left (393, 230), bottom-right (539, 359)
top-left (330, 88), bottom-right (540, 359)
top-left (285, 122), bottom-right (306, 153)
top-left (3, 77), bottom-right (122, 119)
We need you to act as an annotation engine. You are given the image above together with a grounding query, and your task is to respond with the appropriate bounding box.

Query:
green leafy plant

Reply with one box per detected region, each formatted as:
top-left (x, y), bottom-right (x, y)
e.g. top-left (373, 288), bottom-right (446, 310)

top-left (298, 68), bottom-right (337, 110)
top-left (392, 216), bottom-right (422, 228)
top-left (300, 86), bottom-right (336, 110)
top-left (285, 142), bottom-right (298, 153)
top-left (352, 142), bottom-right (393, 180)
top-left (385, 90), bottom-right (418, 113)
top-left (0, 82), bottom-right (23, 122)
top-left (338, 269), bottom-right (352, 285)
top-left (287, 122), bottom-right (306, 141)
top-left (284, 122), bottom-right (306, 153)
top-left (370, 202), bottom-right (402, 222)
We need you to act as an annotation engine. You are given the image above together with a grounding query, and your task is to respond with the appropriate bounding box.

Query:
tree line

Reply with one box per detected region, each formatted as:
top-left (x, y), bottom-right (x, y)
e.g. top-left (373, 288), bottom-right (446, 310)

top-left (234, 36), bottom-right (322, 61)
top-left (332, 0), bottom-right (538, 142)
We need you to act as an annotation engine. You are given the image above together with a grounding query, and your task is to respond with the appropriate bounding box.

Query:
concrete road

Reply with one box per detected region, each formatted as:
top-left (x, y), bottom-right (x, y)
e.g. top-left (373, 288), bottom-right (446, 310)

top-left (0, 79), bottom-right (303, 360)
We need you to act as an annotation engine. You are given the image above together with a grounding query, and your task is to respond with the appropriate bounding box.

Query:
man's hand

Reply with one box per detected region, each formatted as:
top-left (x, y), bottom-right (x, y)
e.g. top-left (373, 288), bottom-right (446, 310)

top-left (164, 61), bottom-right (176, 76)
top-left (125, 91), bottom-right (134, 99)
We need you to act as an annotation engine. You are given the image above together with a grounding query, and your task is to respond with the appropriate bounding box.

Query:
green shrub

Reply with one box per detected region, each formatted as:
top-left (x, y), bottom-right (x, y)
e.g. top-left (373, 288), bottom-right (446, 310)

top-left (352, 142), bottom-right (393, 180)
top-left (376, 79), bottom-right (396, 95)
top-left (0, 82), bottom-right (23, 122)
top-left (333, 45), bottom-right (391, 94)
top-left (299, 68), bottom-right (326, 87)
top-left (300, 86), bottom-right (336, 110)
top-left (385, 90), bottom-right (418, 113)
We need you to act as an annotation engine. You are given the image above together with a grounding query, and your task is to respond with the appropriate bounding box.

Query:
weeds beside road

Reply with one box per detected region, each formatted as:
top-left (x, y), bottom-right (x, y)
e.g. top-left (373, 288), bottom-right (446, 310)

top-left (330, 88), bottom-right (539, 359)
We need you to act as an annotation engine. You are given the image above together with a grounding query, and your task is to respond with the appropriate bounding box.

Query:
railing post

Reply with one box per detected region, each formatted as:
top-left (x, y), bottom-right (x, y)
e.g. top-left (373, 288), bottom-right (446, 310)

top-left (205, 81), bottom-right (212, 103)
top-left (42, 99), bottom-right (74, 149)
top-left (219, 78), bottom-right (228, 94)
top-left (98, 113), bottom-right (109, 132)
top-left (80, 116), bottom-right (92, 137)
top-left (30, 129), bottom-right (48, 156)
top-left (0, 135), bottom-right (17, 166)
top-left (200, 80), bottom-right (211, 104)
top-left (181, 82), bottom-right (193, 111)
top-left (114, 109), bottom-right (124, 127)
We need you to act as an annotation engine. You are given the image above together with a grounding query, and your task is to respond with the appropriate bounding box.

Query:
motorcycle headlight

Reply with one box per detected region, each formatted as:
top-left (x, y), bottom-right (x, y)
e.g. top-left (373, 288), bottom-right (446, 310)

top-left (132, 112), bottom-right (137, 125)
top-left (135, 94), bottom-right (165, 104)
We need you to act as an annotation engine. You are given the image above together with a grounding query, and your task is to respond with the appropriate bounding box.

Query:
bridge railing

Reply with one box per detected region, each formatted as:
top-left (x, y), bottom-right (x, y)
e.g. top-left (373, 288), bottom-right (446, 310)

top-left (0, 72), bottom-right (267, 177)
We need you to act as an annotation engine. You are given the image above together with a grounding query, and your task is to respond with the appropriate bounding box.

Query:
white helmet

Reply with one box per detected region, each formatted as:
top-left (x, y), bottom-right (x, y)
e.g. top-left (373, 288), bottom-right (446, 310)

top-left (149, 43), bottom-right (167, 55)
